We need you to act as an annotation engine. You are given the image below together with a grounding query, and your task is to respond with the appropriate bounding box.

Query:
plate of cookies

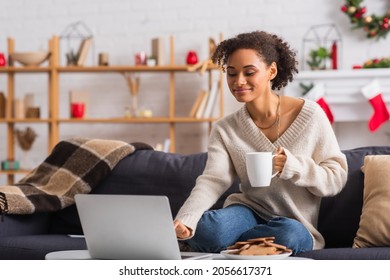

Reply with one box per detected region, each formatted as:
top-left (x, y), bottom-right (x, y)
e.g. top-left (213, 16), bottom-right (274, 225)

top-left (220, 237), bottom-right (293, 260)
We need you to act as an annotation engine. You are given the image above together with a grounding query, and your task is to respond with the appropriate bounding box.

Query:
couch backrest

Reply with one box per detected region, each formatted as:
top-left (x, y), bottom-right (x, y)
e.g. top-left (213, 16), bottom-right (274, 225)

top-left (318, 146), bottom-right (390, 248)
top-left (49, 149), bottom-right (240, 234)
top-left (51, 146), bottom-right (390, 248)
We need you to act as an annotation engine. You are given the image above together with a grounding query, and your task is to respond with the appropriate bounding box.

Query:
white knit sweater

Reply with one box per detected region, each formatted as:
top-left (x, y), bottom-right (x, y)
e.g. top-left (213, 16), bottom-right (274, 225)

top-left (175, 99), bottom-right (348, 249)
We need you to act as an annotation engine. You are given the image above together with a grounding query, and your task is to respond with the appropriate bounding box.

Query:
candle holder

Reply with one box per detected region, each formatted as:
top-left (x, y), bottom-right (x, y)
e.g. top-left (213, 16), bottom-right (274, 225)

top-left (60, 21), bottom-right (95, 66)
top-left (302, 24), bottom-right (342, 70)
top-left (123, 73), bottom-right (141, 117)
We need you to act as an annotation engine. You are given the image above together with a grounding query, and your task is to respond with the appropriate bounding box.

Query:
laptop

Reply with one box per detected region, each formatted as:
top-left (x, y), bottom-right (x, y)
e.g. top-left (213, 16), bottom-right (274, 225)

top-left (74, 194), bottom-right (212, 260)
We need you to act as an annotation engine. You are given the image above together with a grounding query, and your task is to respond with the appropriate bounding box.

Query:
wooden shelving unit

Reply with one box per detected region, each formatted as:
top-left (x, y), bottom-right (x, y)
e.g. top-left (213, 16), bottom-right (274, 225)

top-left (0, 35), bottom-right (224, 184)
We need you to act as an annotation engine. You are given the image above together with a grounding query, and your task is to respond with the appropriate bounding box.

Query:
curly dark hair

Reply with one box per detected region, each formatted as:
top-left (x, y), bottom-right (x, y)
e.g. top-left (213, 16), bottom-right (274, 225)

top-left (211, 31), bottom-right (298, 90)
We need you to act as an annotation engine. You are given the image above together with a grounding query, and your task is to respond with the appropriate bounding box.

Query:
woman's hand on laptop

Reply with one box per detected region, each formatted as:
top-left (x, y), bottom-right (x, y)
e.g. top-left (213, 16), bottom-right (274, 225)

top-left (174, 220), bottom-right (191, 239)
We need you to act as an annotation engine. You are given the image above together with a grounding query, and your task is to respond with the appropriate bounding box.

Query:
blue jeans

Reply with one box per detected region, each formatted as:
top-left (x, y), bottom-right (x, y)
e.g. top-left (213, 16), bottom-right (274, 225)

top-left (186, 204), bottom-right (313, 254)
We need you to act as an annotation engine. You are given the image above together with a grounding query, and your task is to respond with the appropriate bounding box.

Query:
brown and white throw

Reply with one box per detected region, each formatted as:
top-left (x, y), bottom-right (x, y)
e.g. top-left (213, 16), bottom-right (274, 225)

top-left (0, 137), bottom-right (150, 215)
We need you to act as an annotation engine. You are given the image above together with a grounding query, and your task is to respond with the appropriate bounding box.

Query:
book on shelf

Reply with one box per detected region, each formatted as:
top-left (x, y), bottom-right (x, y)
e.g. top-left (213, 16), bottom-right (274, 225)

top-left (76, 37), bottom-right (92, 66)
top-left (14, 98), bottom-right (25, 119)
top-left (151, 37), bottom-right (165, 65)
top-left (202, 80), bottom-right (219, 118)
top-left (189, 90), bottom-right (206, 118)
top-left (0, 92), bottom-right (5, 118)
top-left (24, 93), bottom-right (35, 109)
top-left (195, 91), bottom-right (210, 119)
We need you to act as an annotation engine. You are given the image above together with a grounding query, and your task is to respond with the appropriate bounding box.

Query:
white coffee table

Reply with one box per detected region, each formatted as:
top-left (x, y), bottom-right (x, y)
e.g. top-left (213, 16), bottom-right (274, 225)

top-left (45, 250), bottom-right (310, 260)
top-left (46, 250), bottom-right (218, 260)
top-left (46, 250), bottom-right (92, 260)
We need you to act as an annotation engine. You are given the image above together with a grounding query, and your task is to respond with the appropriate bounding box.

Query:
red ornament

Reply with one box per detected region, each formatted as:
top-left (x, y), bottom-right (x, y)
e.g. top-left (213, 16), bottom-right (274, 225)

top-left (186, 51), bottom-right (198, 65)
top-left (0, 53), bottom-right (6, 67)
top-left (355, 12), bottom-right (363, 19)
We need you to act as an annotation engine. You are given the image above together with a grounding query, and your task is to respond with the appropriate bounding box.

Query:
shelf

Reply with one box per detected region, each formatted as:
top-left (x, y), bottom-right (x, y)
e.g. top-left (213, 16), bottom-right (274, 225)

top-left (0, 170), bottom-right (30, 175)
top-left (58, 65), bottom-right (218, 73)
top-left (0, 66), bottom-right (51, 73)
top-left (296, 68), bottom-right (390, 80)
top-left (0, 34), bottom-right (224, 184)
top-left (57, 117), bottom-right (218, 123)
top-left (170, 117), bottom-right (217, 123)
top-left (0, 118), bottom-right (51, 123)
top-left (0, 65), bottom-right (218, 73)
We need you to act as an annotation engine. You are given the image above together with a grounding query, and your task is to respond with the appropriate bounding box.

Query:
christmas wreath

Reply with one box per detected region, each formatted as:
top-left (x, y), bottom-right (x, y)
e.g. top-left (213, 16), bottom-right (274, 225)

top-left (341, 0), bottom-right (390, 39)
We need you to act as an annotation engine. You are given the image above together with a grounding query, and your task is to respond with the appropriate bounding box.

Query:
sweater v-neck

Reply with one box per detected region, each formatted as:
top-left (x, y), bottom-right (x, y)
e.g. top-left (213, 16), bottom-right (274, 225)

top-left (239, 98), bottom-right (316, 150)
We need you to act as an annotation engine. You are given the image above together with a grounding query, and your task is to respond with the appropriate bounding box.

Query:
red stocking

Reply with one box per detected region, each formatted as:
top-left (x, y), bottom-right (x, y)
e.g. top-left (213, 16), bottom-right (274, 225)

top-left (361, 80), bottom-right (390, 132)
top-left (305, 83), bottom-right (334, 124)
top-left (317, 97), bottom-right (334, 124)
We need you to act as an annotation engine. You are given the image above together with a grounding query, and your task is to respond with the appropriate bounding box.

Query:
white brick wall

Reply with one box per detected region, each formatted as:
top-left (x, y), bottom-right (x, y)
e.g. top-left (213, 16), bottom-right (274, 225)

top-left (1, 0), bottom-right (390, 184)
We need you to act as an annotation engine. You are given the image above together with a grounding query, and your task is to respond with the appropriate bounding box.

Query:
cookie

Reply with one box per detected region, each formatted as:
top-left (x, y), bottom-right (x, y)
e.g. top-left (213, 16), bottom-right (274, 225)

top-left (239, 244), bottom-right (277, 255)
top-left (247, 236), bottom-right (275, 243)
top-left (226, 236), bottom-right (292, 256)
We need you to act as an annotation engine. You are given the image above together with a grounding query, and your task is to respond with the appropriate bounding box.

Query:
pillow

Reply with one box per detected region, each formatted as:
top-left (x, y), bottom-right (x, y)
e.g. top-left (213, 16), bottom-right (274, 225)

top-left (353, 155), bottom-right (390, 248)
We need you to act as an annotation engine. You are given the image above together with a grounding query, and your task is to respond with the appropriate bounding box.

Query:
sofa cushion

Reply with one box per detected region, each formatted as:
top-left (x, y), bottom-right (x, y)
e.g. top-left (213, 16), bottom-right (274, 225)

top-left (296, 247), bottom-right (390, 260)
top-left (353, 155), bottom-right (390, 248)
top-left (318, 146), bottom-right (390, 248)
top-left (0, 213), bottom-right (51, 237)
top-left (0, 234), bottom-right (87, 260)
top-left (50, 149), bottom-right (240, 234)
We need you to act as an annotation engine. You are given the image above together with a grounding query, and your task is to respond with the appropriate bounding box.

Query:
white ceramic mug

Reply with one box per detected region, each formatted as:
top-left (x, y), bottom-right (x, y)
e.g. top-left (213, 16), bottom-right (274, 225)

top-left (246, 152), bottom-right (278, 187)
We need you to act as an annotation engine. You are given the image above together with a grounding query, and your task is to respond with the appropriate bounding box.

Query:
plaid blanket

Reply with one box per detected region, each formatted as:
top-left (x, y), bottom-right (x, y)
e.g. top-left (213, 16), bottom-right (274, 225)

top-left (0, 138), bottom-right (149, 215)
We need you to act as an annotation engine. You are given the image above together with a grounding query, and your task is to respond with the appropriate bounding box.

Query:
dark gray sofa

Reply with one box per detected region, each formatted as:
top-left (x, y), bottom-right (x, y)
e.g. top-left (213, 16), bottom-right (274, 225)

top-left (1, 145), bottom-right (390, 260)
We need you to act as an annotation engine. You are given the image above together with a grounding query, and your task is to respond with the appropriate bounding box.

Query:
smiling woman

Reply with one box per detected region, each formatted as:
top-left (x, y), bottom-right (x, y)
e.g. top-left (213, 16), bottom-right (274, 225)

top-left (211, 32), bottom-right (301, 143)
top-left (173, 30), bottom-right (348, 256)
